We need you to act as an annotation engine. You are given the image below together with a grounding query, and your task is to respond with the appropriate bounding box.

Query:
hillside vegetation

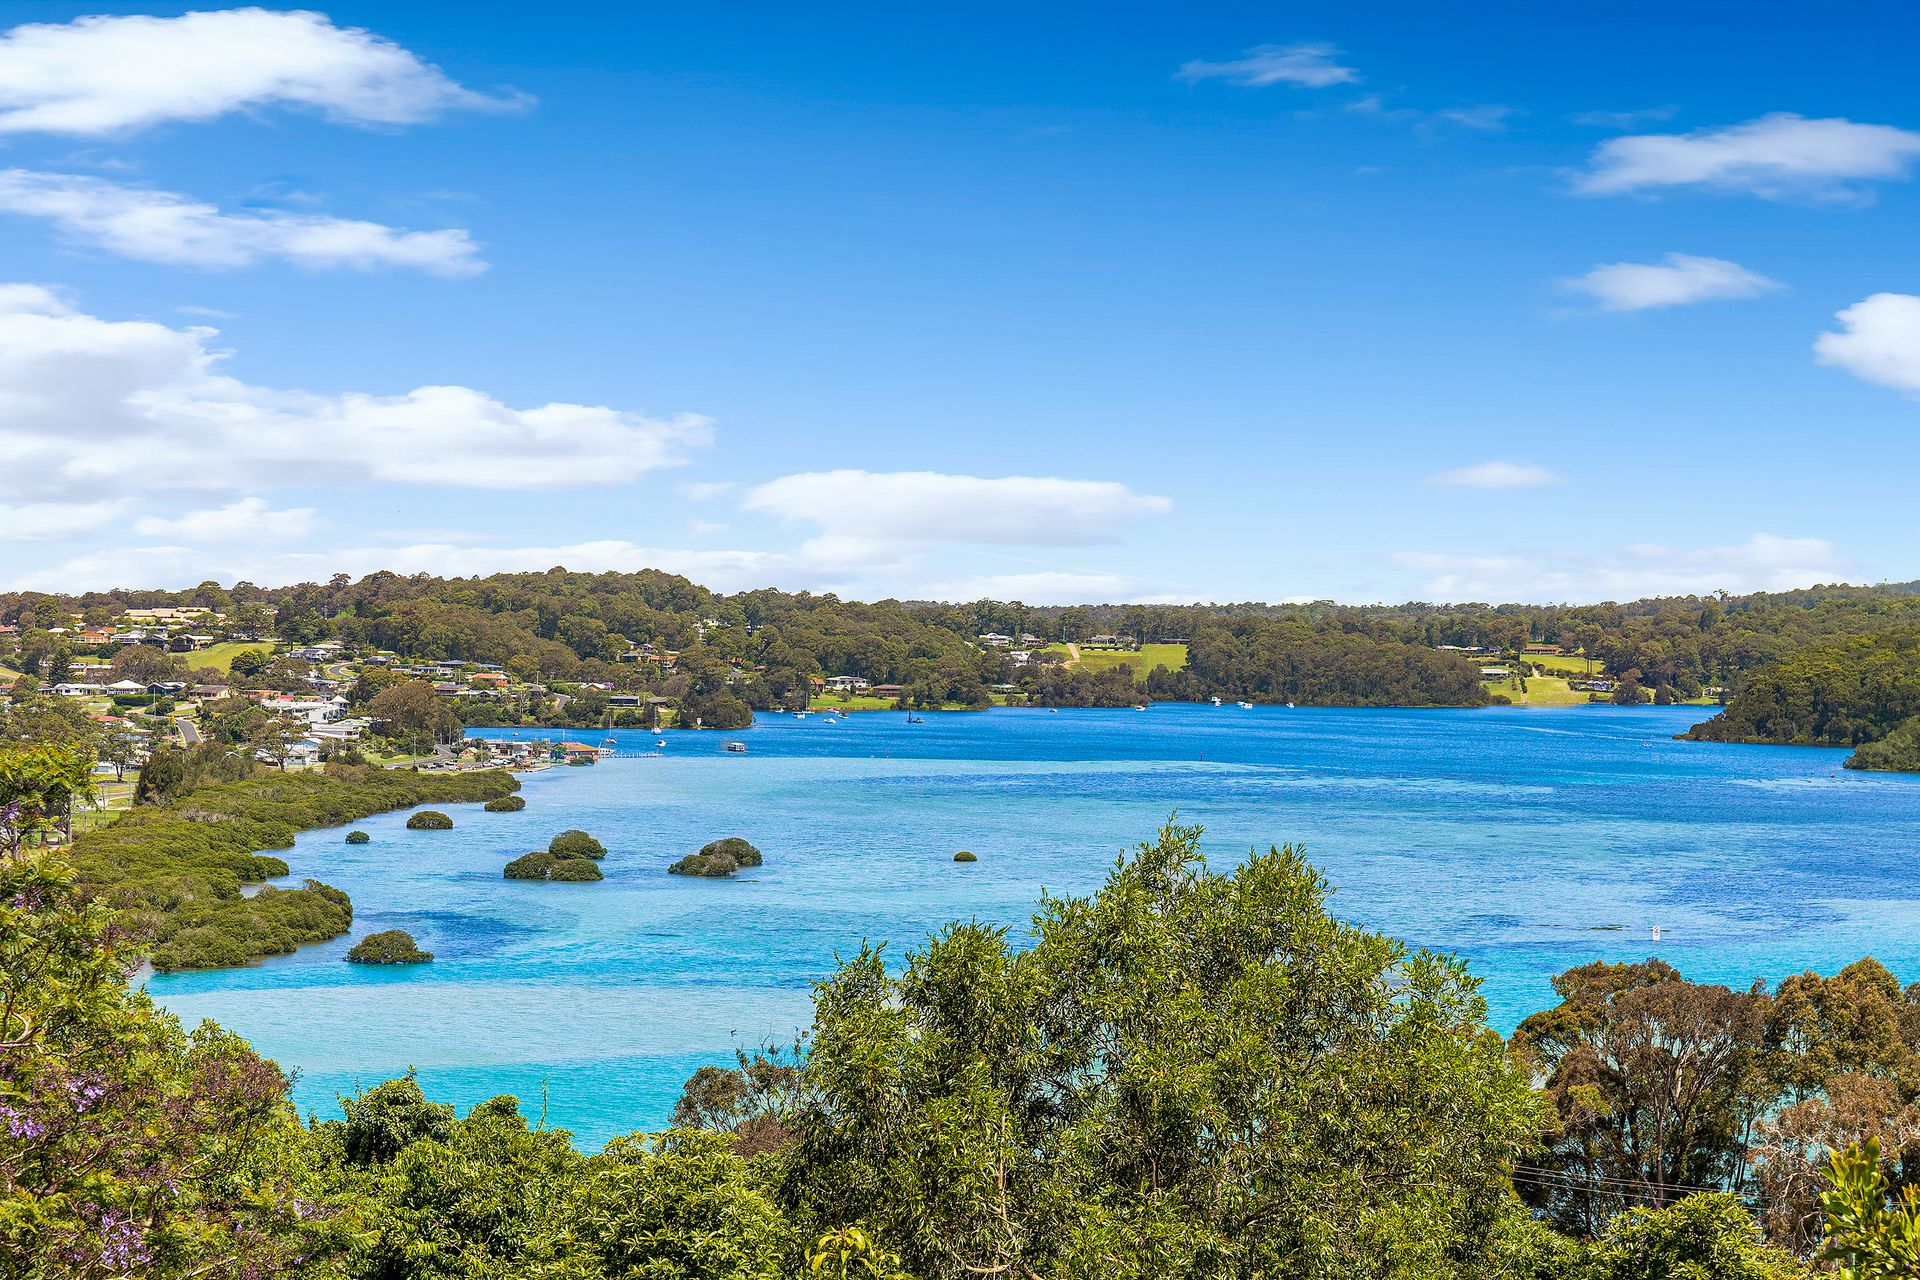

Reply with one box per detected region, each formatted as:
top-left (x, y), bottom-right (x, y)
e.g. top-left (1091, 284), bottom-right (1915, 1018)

top-left (1684, 628), bottom-right (1920, 750)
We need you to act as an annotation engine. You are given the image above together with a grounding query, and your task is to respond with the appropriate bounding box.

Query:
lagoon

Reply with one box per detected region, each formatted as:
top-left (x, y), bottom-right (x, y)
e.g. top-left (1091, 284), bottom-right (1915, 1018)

top-left (149, 704), bottom-right (1920, 1150)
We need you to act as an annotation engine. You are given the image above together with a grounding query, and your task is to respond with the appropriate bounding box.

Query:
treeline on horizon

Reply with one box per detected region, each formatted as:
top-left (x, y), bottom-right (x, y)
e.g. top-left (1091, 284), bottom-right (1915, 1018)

top-left (10, 569), bottom-right (1920, 753)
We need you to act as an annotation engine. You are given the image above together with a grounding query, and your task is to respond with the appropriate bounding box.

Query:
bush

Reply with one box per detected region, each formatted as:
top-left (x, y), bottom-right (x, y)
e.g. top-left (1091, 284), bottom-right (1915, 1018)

top-left (669, 837), bottom-right (763, 878)
top-left (407, 810), bottom-right (454, 830)
top-left (347, 929), bottom-right (433, 964)
top-left (484, 795), bottom-right (527, 812)
top-left (953, 850), bottom-right (977, 862)
top-left (503, 850), bottom-right (604, 882)
top-left (549, 829), bottom-right (606, 859)
top-left (346, 830), bottom-right (370, 844)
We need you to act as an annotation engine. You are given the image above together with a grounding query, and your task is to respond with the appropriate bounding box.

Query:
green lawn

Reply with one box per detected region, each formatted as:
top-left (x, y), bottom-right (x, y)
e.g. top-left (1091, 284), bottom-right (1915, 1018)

top-left (809, 693), bottom-right (900, 712)
top-left (1523, 652), bottom-right (1603, 676)
top-left (192, 641), bottom-right (278, 674)
top-left (1050, 643), bottom-right (1189, 683)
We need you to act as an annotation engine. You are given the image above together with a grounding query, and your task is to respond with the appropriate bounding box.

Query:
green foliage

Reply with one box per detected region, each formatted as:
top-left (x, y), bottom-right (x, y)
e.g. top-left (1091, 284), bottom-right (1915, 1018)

top-left (504, 850), bottom-right (604, 881)
top-left (1846, 715), bottom-right (1920, 773)
top-left (346, 829), bottom-right (371, 843)
top-left (339, 1074), bottom-right (456, 1166)
top-left (1821, 1138), bottom-right (1920, 1279)
top-left (0, 741), bottom-right (95, 854)
top-left (1688, 629), bottom-right (1920, 748)
top-left (347, 929), bottom-right (433, 964)
top-left (0, 845), bottom-right (335, 1277)
top-left (952, 850), bottom-right (977, 862)
top-left (670, 837), bottom-right (763, 877)
top-left (807, 1226), bottom-right (913, 1280)
top-left (1578, 1193), bottom-right (1806, 1279)
top-left (407, 810), bottom-right (455, 830)
top-left (68, 767), bottom-right (516, 971)
top-left (484, 794), bottom-right (528, 812)
top-left (781, 822), bottom-right (1546, 1279)
top-left (549, 828), bottom-right (607, 859)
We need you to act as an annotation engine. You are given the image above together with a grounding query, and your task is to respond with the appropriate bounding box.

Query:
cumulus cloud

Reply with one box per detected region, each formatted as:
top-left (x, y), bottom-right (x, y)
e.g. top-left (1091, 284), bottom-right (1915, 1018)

top-left (1575, 114), bottom-right (1920, 201)
top-left (0, 499), bottom-right (128, 540)
top-left (0, 284), bottom-right (710, 499)
top-left (1814, 292), bottom-right (1920, 394)
top-left (1177, 42), bottom-right (1357, 89)
top-left (1425, 460), bottom-right (1562, 490)
top-left (1561, 253), bottom-right (1781, 312)
top-left (0, 170), bottom-right (484, 275)
top-left (133, 496), bottom-right (319, 541)
top-left (743, 470), bottom-right (1171, 546)
top-left (1393, 533), bottom-right (1851, 603)
top-left (0, 8), bottom-right (522, 135)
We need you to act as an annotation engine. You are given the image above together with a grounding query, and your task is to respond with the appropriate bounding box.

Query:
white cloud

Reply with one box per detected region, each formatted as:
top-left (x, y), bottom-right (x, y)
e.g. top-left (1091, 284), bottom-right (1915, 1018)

top-left (1561, 253), bottom-right (1780, 312)
top-left (679, 480), bottom-right (736, 501)
top-left (743, 470), bottom-right (1171, 545)
top-left (1425, 460), bottom-right (1562, 490)
top-left (1177, 42), bottom-right (1357, 89)
top-left (134, 497), bottom-right (319, 541)
top-left (1814, 292), bottom-right (1920, 395)
top-left (0, 284), bottom-right (710, 499)
top-left (1393, 533), bottom-right (1851, 603)
top-left (1570, 106), bottom-right (1677, 129)
top-left (0, 170), bottom-right (483, 275)
top-left (1435, 104), bottom-right (1520, 132)
top-left (1575, 114), bottom-right (1920, 201)
top-left (0, 499), bottom-right (127, 540)
top-left (0, 8), bottom-right (521, 135)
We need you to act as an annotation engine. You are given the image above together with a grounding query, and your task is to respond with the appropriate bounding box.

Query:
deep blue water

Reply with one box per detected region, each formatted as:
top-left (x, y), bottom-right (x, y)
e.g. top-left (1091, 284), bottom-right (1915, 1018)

top-left (148, 704), bottom-right (1920, 1150)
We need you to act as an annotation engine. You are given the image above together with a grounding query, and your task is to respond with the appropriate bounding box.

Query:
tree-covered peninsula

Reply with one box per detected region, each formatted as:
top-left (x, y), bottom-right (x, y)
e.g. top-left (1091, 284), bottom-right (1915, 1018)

top-left (68, 764), bottom-right (516, 971)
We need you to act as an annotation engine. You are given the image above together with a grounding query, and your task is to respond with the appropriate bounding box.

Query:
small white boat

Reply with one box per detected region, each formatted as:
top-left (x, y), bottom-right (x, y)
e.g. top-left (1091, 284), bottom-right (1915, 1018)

top-left (655, 739), bottom-right (666, 748)
top-left (793, 711), bottom-right (809, 719)
top-left (823, 717), bottom-right (838, 725)
top-left (1210, 696), bottom-right (1222, 707)
top-left (1286, 702), bottom-right (1295, 709)
top-left (1238, 701), bottom-right (1254, 710)
top-left (724, 740), bottom-right (748, 753)
top-left (1132, 705), bottom-right (1148, 712)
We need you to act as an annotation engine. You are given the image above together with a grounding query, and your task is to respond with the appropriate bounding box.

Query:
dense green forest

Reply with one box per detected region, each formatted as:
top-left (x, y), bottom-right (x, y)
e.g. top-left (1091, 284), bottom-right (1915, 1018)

top-left (1684, 627), bottom-right (1920, 750)
top-left (10, 758), bottom-right (1920, 1277)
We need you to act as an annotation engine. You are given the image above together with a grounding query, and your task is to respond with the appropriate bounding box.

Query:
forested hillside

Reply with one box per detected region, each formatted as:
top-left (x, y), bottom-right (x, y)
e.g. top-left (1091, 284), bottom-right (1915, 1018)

top-left (7, 570), bottom-right (1920, 719)
top-left (1684, 628), bottom-right (1920, 749)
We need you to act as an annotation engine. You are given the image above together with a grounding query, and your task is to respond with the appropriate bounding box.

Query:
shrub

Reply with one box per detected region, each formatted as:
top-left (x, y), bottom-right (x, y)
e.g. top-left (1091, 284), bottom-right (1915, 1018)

top-left (669, 837), bottom-right (763, 878)
top-left (504, 850), bottom-right (604, 882)
top-left (484, 795), bottom-right (527, 812)
top-left (346, 830), bottom-right (371, 844)
top-left (347, 929), bottom-right (433, 965)
top-left (549, 829), bottom-right (606, 859)
top-left (407, 810), bottom-right (454, 830)
top-left (953, 850), bottom-right (977, 862)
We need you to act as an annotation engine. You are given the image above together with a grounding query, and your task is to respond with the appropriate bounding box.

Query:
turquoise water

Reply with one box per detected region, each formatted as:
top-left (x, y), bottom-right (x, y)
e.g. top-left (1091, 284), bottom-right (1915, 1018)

top-left (149, 705), bottom-right (1920, 1150)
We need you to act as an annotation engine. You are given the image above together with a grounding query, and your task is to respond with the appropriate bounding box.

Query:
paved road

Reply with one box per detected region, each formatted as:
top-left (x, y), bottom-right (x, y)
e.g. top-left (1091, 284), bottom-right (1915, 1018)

top-left (174, 717), bottom-right (201, 745)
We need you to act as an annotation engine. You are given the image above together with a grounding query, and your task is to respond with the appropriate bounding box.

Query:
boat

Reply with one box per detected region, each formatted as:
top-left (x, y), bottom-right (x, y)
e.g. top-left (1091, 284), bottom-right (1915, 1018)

top-left (1133, 705), bottom-right (1148, 712)
top-left (1286, 702), bottom-right (1295, 709)
top-left (723, 740), bottom-right (748, 753)
top-left (655, 739), bottom-right (666, 748)
top-left (823, 717), bottom-right (838, 725)
top-left (1210, 696), bottom-right (1222, 707)
top-left (1238, 701), bottom-right (1254, 710)
top-left (906, 713), bottom-right (924, 724)
top-left (793, 711), bottom-right (809, 719)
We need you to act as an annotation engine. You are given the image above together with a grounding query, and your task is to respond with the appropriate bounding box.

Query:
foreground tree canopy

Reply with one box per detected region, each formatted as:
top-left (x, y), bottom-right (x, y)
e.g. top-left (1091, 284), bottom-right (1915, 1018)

top-left (0, 739), bottom-right (1905, 1279)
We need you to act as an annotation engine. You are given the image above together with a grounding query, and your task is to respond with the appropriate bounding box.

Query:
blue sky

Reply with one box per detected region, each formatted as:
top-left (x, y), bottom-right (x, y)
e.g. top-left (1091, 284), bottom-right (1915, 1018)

top-left (1, 3), bottom-right (1917, 604)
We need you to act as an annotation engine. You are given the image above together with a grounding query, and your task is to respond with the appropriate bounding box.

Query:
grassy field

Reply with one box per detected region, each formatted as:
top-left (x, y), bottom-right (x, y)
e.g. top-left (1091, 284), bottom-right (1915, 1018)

top-left (192, 641), bottom-right (277, 674)
top-left (808, 693), bottom-right (901, 712)
top-left (1048, 642), bottom-right (1189, 683)
top-left (1523, 651), bottom-right (1602, 676)
top-left (1486, 674), bottom-right (1593, 707)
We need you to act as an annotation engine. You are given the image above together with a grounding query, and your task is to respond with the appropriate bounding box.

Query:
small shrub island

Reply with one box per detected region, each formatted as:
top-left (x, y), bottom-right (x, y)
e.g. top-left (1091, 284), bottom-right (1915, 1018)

top-left (954, 850), bottom-right (978, 862)
top-left (669, 836), bottom-right (763, 878)
top-left (345, 830), bottom-right (370, 844)
top-left (483, 795), bottom-right (527, 812)
top-left (548, 829), bottom-right (606, 859)
top-left (503, 829), bottom-right (609, 882)
top-left (503, 851), bottom-right (604, 882)
top-left (406, 811), bottom-right (454, 830)
top-left (346, 929), bottom-right (433, 964)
